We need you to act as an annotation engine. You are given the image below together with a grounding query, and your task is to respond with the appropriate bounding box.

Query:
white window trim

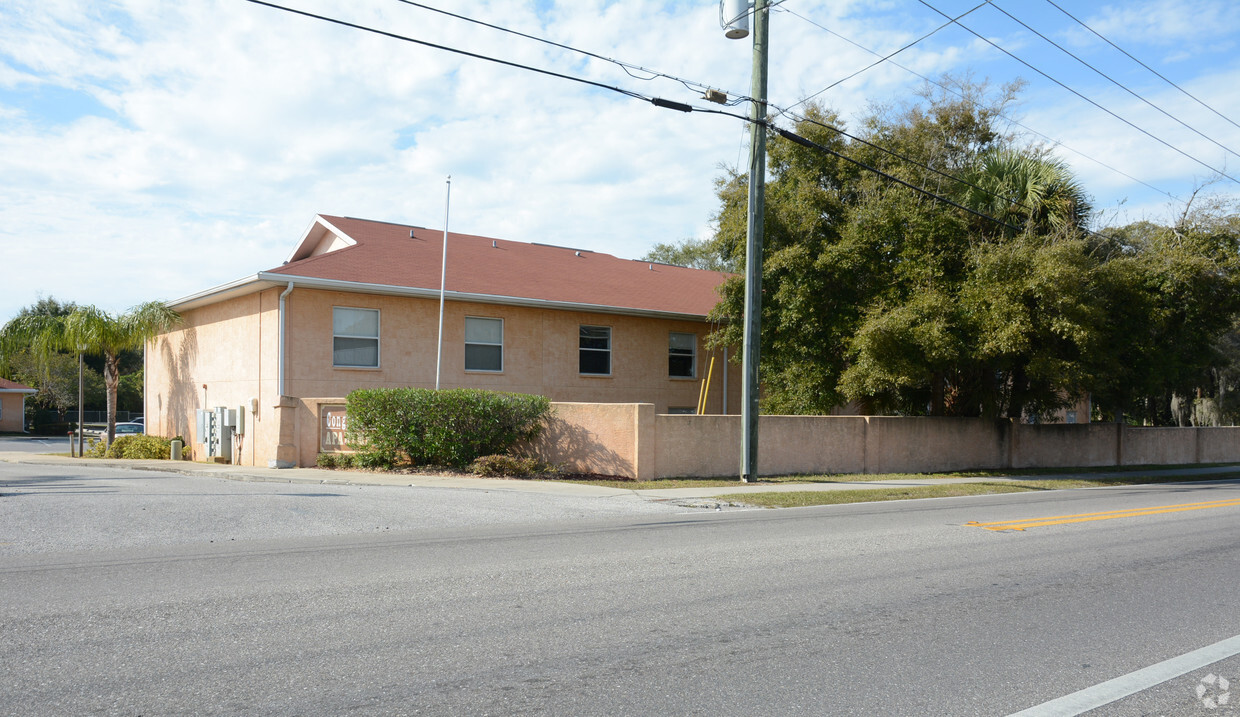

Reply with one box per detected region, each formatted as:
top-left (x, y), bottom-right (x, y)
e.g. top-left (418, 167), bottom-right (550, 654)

top-left (669, 332), bottom-right (697, 379)
top-left (464, 316), bottom-right (504, 373)
top-left (332, 306), bottom-right (381, 369)
top-left (579, 325), bottom-right (612, 377)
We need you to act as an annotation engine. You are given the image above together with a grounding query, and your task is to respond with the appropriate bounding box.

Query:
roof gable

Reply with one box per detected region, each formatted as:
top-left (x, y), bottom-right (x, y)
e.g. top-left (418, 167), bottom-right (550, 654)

top-left (264, 215), bottom-right (730, 318)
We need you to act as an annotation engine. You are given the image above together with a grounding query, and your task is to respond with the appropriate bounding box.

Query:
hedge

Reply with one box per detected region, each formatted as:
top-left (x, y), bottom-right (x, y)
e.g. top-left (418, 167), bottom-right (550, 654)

top-left (86, 434), bottom-right (178, 460)
top-left (344, 388), bottom-right (552, 468)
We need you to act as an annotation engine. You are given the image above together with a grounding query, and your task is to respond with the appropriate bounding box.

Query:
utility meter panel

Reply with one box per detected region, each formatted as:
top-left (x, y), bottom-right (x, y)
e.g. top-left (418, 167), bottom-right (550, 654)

top-left (196, 409), bottom-right (219, 457)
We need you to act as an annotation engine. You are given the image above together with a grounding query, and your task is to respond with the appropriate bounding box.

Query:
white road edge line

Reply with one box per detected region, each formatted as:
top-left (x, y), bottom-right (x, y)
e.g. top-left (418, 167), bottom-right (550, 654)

top-left (1008, 634), bottom-right (1240, 716)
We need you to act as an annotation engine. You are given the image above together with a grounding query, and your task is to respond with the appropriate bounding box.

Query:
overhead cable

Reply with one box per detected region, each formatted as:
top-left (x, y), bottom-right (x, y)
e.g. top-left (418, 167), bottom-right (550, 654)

top-left (986, 0), bottom-right (1240, 161)
top-left (918, 0), bottom-right (1240, 185)
top-left (391, 0), bottom-right (744, 103)
top-left (244, 0), bottom-right (1096, 240)
top-left (242, 0), bottom-right (650, 102)
top-left (775, 5), bottom-right (1180, 203)
top-left (1043, 0), bottom-right (1240, 132)
top-left (784, 1), bottom-right (987, 114)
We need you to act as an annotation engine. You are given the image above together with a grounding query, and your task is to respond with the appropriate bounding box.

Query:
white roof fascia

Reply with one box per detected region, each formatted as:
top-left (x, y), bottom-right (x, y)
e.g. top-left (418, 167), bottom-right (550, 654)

top-left (0, 388), bottom-right (37, 394)
top-left (283, 215), bottom-right (356, 264)
top-left (253, 272), bottom-right (711, 322)
top-left (165, 274), bottom-right (279, 311)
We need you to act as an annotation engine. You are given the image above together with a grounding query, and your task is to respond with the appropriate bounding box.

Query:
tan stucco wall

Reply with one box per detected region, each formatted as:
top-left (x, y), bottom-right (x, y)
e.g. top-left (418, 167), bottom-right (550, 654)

top-left (150, 287), bottom-right (740, 467)
top-left (146, 288), bottom-right (282, 465)
top-left (1119, 427), bottom-right (1197, 466)
top-left (0, 393), bottom-right (30, 432)
top-left (535, 406), bottom-right (1240, 479)
top-left (653, 415), bottom-right (872, 477)
top-left (864, 417), bottom-right (1008, 473)
top-left (1010, 423), bottom-right (1119, 468)
top-left (1199, 428), bottom-right (1240, 463)
top-left (281, 289), bottom-right (737, 414)
top-left (527, 402), bottom-right (652, 479)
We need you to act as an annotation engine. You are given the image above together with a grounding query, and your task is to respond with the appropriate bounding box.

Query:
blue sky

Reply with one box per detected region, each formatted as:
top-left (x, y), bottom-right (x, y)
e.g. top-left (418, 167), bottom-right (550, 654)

top-left (1, 0), bottom-right (1238, 320)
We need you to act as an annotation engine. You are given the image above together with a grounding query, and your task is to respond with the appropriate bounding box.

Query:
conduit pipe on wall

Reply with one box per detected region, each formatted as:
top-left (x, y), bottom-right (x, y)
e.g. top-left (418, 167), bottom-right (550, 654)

top-left (278, 282), bottom-right (294, 397)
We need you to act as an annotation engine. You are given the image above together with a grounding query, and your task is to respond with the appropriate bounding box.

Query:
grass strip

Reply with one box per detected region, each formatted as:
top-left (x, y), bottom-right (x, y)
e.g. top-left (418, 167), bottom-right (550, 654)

top-left (713, 474), bottom-right (1240, 508)
top-left (559, 465), bottom-right (1240, 491)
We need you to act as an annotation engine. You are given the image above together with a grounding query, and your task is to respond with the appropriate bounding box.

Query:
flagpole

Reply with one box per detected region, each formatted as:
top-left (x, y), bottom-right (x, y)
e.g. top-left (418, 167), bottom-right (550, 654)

top-left (435, 175), bottom-right (451, 390)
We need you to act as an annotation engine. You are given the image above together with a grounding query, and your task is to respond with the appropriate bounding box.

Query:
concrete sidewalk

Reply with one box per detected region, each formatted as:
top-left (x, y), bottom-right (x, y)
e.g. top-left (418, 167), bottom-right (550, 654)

top-left (3, 451), bottom-right (1238, 501)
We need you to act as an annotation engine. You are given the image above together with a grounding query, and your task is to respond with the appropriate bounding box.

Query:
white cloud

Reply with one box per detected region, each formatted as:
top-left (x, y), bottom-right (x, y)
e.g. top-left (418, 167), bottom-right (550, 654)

top-left (0, 0), bottom-right (1237, 321)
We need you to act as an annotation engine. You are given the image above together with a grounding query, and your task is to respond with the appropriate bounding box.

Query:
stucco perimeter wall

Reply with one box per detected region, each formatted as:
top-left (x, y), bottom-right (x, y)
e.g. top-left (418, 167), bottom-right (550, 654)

top-left (1009, 423), bottom-right (1120, 469)
top-left (1199, 428), bottom-right (1240, 463)
top-left (527, 402), bottom-right (653, 480)
top-left (535, 405), bottom-right (1240, 479)
top-left (654, 415), bottom-right (869, 477)
top-left (864, 417), bottom-right (1007, 474)
top-left (1120, 427), bottom-right (1197, 466)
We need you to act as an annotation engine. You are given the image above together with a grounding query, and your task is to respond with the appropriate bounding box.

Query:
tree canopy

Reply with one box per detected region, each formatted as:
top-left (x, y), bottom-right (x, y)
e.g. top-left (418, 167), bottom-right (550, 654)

top-left (693, 78), bottom-right (1240, 424)
top-left (0, 301), bottom-right (181, 440)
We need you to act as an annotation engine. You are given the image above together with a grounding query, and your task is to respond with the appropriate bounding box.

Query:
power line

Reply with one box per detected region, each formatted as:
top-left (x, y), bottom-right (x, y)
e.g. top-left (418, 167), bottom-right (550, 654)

top-left (242, 0), bottom-right (1122, 241)
top-left (772, 102), bottom-right (1126, 245)
top-left (689, 104), bottom-right (1027, 234)
top-left (390, 0), bottom-right (746, 104)
top-left (1043, 0), bottom-right (1240, 132)
top-left (242, 0), bottom-right (650, 102)
top-left (917, 0), bottom-right (1240, 186)
top-left (986, 0), bottom-right (1240, 161)
top-left (372, 0), bottom-right (1099, 225)
top-left (785, 1), bottom-right (987, 114)
top-left (771, 103), bottom-right (1027, 214)
top-left (775, 5), bottom-right (1181, 203)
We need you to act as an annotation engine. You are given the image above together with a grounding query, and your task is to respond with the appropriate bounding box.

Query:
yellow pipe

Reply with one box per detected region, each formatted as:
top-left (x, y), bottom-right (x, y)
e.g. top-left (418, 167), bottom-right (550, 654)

top-left (698, 356), bottom-right (716, 415)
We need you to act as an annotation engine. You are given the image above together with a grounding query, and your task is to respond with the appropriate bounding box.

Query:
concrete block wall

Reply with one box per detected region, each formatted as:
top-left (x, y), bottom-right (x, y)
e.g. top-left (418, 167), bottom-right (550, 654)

top-left (535, 404), bottom-right (1240, 479)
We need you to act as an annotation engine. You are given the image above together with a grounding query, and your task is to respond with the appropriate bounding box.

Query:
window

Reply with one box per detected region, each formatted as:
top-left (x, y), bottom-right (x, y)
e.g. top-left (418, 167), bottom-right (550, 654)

top-left (465, 317), bottom-right (503, 372)
top-left (333, 307), bottom-right (379, 368)
top-left (669, 332), bottom-right (696, 378)
top-left (579, 325), bottom-right (611, 375)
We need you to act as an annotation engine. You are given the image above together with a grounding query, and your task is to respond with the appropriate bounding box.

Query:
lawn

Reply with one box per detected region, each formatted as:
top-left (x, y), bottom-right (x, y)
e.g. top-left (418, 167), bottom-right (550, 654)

top-left (559, 464), bottom-right (1240, 491)
top-left (712, 473), bottom-right (1240, 508)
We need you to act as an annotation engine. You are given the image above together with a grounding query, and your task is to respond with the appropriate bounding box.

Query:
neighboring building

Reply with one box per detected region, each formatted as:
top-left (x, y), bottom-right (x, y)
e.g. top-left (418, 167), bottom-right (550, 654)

top-left (146, 215), bottom-right (739, 467)
top-left (0, 378), bottom-right (37, 433)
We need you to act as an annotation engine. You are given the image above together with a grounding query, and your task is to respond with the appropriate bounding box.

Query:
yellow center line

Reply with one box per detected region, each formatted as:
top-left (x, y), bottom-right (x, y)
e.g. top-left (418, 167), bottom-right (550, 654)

top-left (966, 497), bottom-right (1240, 531)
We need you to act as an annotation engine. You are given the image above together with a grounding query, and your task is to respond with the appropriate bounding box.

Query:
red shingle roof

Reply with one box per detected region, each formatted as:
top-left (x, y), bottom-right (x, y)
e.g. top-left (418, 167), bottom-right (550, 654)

top-left (265, 215), bottom-right (729, 317)
top-left (0, 378), bottom-right (36, 392)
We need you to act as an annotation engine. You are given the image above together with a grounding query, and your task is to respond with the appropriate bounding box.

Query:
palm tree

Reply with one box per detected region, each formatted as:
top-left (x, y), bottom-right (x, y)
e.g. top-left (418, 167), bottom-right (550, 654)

top-left (962, 148), bottom-right (1093, 239)
top-left (0, 302), bottom-right (181, 444)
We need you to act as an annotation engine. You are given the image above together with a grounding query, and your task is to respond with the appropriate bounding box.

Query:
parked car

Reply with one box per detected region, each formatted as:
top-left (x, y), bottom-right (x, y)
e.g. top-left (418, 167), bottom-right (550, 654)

top-left (131, 417), bottom-right (144, 425)
top-left (113, 422), bottom-right (145, 436)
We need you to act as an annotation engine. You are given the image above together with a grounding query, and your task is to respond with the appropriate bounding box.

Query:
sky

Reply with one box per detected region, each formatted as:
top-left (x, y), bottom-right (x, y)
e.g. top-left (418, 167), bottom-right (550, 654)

top-left (2, 0), bottom-right (1239, 321)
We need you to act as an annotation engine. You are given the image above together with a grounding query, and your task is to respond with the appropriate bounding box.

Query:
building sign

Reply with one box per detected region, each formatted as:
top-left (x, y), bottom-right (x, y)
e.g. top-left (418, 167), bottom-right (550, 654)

top-left (320, 404), bottom-right (349, 452)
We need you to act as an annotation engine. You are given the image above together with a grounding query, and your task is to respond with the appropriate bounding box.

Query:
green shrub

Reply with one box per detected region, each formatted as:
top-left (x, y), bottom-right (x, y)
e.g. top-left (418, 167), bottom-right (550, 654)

top-left (83, 434), bottom-right (174, 460)
top-left (85, 437), bottom-right (107, 457)
top-left (316, 452), bottom-right (355, 469)
top-left (104, 434), bottom-right (173, 460)
top-left (345, 388), bottom-right (552, 468)
top-left (468, 454), bottom-right (559, 478)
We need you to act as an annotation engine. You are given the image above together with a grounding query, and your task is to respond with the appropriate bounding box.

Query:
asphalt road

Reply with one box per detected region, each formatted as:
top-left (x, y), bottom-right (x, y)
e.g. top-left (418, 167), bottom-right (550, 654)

top-left (2, 463), bottom-right (1240, 715)
top-left (0, 434), bottom-right (72, 454)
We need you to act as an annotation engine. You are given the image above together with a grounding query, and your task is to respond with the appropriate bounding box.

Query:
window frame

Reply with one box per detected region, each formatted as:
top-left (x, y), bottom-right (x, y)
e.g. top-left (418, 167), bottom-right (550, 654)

top-left (332, 306), bottom-right (381, 369)
top-left (464, 316), bottom-right (504, 373)
top-left (579, 324), bottom-right (612, 376)
top-left (668, 331), bottom-right (697, 379)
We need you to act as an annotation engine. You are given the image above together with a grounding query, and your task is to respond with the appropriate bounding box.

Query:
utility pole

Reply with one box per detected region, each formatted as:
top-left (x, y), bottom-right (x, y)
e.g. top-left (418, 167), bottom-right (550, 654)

top-left (740, 0), bottom-right (769, 482)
